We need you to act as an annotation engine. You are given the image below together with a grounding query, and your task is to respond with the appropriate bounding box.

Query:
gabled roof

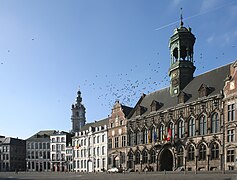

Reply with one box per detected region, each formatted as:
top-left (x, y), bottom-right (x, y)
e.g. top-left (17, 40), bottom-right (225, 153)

top-left (129, 63), bottom-right (231, 118)
top-left (79, 117), bottom-right (109, 132)
top-left (121, 105), bottom-right (133, 117)
top-left (26, 130), bottom-right (57, 140)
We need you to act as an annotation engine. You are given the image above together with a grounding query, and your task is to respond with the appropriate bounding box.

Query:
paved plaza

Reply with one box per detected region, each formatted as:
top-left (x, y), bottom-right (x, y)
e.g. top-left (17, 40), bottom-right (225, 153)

top-left (0, 171), bottom-right (236, 180)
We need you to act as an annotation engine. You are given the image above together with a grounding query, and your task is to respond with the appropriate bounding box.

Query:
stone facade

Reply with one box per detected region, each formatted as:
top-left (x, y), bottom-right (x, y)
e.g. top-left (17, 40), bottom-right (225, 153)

top-left (26, 130), bottom-right (55, 172)
top-left (126, 19), bottom-right (232, 172)
top-left (0, 137), bottom-right (26, 172)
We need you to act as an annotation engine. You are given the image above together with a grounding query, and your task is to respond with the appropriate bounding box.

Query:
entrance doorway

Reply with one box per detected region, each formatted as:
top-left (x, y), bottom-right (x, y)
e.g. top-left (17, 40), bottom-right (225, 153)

top-left (160, 149), bottom-right (173, 171)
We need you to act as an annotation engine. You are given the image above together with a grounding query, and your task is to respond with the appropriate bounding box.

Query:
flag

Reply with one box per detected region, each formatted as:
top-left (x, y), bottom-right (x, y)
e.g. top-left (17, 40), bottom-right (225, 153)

top-left (148, 131), bottom-right (151, 143)
top-left (154, 131), bottom-right (157, 143)
top-left (167, 128), bottom-right (171, 141)
top-left (163, 134), bottom-right (167, 141)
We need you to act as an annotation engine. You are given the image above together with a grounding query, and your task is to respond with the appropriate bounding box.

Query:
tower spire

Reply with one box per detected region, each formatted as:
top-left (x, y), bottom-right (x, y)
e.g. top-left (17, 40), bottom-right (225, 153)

top-left (180, 8), bottom-right (184, 27)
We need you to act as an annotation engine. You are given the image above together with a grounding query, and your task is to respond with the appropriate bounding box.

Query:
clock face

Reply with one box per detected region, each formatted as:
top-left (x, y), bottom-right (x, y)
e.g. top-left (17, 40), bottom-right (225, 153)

top-left (172, 72), bottom-right (177, 78)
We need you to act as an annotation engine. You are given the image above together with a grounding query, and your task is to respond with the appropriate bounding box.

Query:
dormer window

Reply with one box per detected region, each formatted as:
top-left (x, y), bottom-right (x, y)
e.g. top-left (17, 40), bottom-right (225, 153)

top-left (178, 91), bottom-right (190, 104)
top-left (198, 84), bottom-right (213, 98)
top-left (136, 105), bottom-right (146, 116)
top-left (150, 100), bottom-right (163, 111)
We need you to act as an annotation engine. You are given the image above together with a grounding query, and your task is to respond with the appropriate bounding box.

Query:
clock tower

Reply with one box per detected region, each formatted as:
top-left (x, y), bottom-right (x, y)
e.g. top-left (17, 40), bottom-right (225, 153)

top-left (168, 12), bottom-right (196, 97)
top-left (71, 89), bottom-right (86, 133)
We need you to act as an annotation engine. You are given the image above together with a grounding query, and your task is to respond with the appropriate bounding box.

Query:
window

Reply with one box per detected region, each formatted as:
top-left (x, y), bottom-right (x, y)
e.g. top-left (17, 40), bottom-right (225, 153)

top-left (169, 122), bottom-right (174, 140)
top-left (43, 143), bottom-right (46, 149)
top-left (227, 129), bottom-right (235, 142)
top-left (97, 136), bottom-right (100, 143)
top-left (199, 144), bottom-right (206, 161)
top-left (199, 116), bottom-right (207, 135)
top-left (120, 120), bottom-right (123, 126)
top-left (102, 146), bottom-right (105, 155)
top-left (61, 137), bottom-right (65, 142)
top-left (122, 136), bottom-right (126, 147)
top-left (178, 120), bottom-right (185, 138)
top-left (188, 118), bottom-right (195, 137)
top-left (128, 132), bottom-right (134, 146)
top-left (61, 144), bottom-right (65, 151)
top-left (97, 159), bottom-right (100, 168)
top-left (56, 137), bottom-right (60, 142)
top-left (31, 142), bottom-right (35, 149)
top-left (115, 137), bottom-right (119, 148)
top-left (128, 152), bottom-right (133, 165)
top-left (81, 160), bottom-right (83, 168)
top-left (227, 150), bottom-right (235, 162)
top-left (188, 145), bottom-right (195, 161)
top-left (97, 147), bottom-right (100, 156)
top-left (211, 113), bottom-right (219, 133)
top-left (52, 145), bottom-right (55, 151)
top-left (111, 123), bottom-right (114, 128)
top-left (84, 139), bottom-right (86, 146)
top-left (142, 151), bottom-right (148, 164)
top-left (211, 142), bottom-right (219, 160)
top-left (93, 137), bottom-right (96, 144)
top-left (108, 138), bottom-right (112, 149)
top-left (102, 135), bottom-right (105, 142)
top-left (151, 150), bottom-right (156, 164)
top-left (177, 147), bottom-right (184, 167)
top-left (159, 125), bottom-right (165, 141)
top-left (135, 152), bottom-right (140, 164)
top-left (118, 152), bottom-right (124, 164)
top-left (228, 104), bottom-right (235, 121)
top-left (143, 129), bottom-right (148, 144)
top-left (35, 142), bottom-right (38, 149)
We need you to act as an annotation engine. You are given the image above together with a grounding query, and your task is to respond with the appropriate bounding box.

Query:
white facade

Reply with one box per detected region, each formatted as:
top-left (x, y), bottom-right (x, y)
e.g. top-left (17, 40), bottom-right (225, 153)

top-left (72, 119), bottom-right (108, 172)
top-left (50, 131), bottom-right (71, 172)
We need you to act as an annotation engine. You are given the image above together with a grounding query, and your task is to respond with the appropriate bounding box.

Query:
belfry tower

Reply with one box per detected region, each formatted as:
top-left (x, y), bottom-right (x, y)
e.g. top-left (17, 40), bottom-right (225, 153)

top-left (168, 11), bottom-right (196, 96)
top-left (71, 89), bottom-right (86, 133)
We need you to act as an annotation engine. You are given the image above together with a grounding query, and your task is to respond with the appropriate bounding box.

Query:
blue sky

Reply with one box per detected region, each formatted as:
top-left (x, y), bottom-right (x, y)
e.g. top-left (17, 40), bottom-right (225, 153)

top-left (0, 0), bottom-right (236, 139)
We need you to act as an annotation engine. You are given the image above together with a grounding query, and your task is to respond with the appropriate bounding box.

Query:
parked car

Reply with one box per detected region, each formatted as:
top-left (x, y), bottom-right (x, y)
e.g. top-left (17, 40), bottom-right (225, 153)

top-left (107, 167), bottom-right (119, 173)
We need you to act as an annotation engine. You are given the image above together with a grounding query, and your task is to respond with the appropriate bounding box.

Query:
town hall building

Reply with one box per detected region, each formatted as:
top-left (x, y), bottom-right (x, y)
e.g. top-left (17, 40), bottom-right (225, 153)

top-left (126, 17), bottom-right (235, 172)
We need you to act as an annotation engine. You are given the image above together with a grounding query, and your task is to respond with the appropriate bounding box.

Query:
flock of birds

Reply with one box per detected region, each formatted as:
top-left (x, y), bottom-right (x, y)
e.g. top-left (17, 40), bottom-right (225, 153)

top-left (79, 47), bottom-right (235, 109)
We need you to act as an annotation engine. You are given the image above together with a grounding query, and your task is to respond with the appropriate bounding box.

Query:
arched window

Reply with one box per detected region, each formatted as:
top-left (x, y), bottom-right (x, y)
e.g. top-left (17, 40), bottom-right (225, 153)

top-left (159, 124), bottom-right (165, 140)
top-left (135, 151), bottom-right (140, 164)
top-left (188, 118), bottom-right (195, 137)
top-left (143, 129), bottom-right (148, 144)
top-left (168, 122), bottom-right (174, 140)
top-left (188, 145), bottom-right (195, 161)
top-left (142, 151), bottom-right (148, 164)
top-left (199, 144), bottom-right (206, 161)
top-left (177, 146), bottom-right (184, 167)
top-left (135, 130), bottom-right (141, 145)
top-left (199, 116), bottom-right (207, 135)
top-left (128, 151), bottom-right (133, 169)
top-left (150, 150), bottom-right (156, 164)
top-left (178, 120), bottom-right (185, 138)
top-left (211, 142), bottom-right (219, 160)
top-left (211, 113), bottom-right (219, 133)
